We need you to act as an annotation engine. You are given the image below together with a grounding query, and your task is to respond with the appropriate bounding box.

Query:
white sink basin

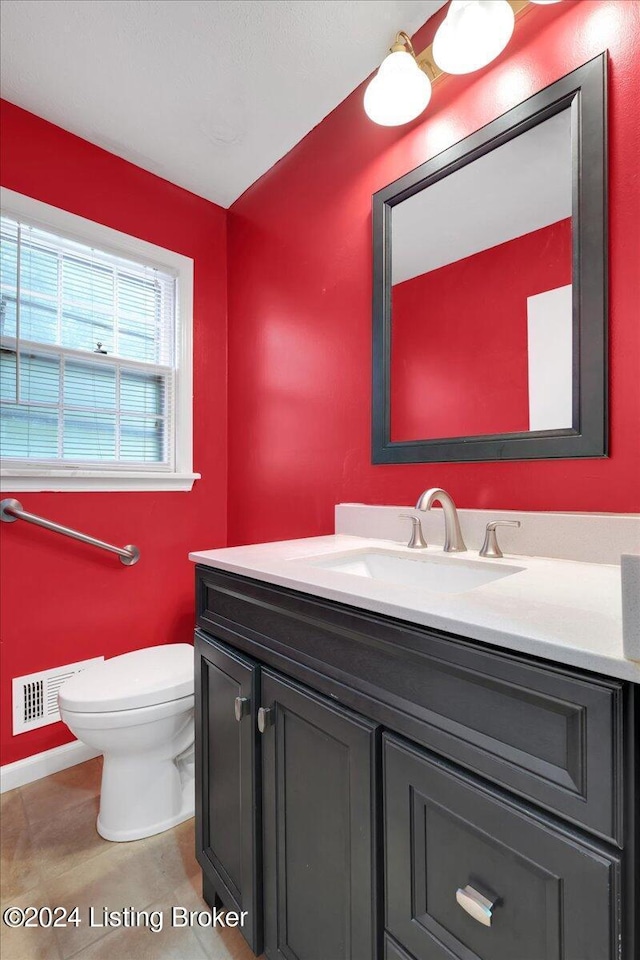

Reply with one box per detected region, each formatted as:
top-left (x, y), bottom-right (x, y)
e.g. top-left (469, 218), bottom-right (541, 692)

top-left (300, 548), bottom-right (525, 594)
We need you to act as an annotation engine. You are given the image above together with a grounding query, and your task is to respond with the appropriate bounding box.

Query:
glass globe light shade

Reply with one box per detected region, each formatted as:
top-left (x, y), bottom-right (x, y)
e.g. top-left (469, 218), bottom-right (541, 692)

top-left (432, 0), bottom-right (515, 75)
top-left (364, 49), bottom-right (432, 126)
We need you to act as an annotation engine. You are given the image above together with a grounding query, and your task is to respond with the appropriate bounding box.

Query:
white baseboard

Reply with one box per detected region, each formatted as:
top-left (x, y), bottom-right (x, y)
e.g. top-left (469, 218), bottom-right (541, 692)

top-left (0, 740), bottom-right (101, 793)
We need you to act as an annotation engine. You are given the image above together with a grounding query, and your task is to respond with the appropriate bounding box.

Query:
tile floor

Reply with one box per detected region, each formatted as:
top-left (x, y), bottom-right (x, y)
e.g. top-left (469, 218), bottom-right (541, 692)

top-left (1, 758), bottom-right (263, 960)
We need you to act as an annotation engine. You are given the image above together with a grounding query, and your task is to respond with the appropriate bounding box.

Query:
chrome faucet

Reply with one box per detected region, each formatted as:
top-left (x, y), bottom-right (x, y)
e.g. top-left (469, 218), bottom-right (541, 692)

top-left (415, 488), bottom-right (467, 553)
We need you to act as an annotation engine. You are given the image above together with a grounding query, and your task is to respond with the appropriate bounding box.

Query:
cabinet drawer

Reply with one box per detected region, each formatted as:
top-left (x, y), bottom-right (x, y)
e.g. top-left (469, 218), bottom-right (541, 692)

top-left (384, 734), bottom-right (620, 960)
top-left (196, 568), bottom-right (623, 842)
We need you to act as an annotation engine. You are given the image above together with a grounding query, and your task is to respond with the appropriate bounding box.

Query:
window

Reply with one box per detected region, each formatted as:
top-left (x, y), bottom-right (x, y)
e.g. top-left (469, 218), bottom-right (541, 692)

top-left (0, 189), bottom-right (197, 491)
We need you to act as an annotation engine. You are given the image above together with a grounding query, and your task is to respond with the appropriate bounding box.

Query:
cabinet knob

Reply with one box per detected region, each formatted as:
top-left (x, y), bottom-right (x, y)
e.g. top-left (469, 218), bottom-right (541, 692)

top-left (257, 706), bottom-right (273, 733)
top-left (455, 884), bottom-right (497, 927)
top-left (234, 697), bottom-right (250, 722)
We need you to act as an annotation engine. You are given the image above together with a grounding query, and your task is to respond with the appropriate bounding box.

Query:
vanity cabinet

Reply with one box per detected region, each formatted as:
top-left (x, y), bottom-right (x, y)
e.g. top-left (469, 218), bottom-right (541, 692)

top-left (195, 566), bottom-right (638, 960)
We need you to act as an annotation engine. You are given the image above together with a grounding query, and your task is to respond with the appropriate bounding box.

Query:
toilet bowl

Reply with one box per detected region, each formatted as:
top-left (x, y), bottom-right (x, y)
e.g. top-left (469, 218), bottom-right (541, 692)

top-left (58, 644), bottom-right (195, 842)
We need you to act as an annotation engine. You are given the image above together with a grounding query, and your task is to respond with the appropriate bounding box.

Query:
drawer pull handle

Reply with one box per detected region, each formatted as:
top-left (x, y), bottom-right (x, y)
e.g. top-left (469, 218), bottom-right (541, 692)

top-left (456, 885), bottom-right (496, 927)
top-left (257, 706), bottom-right (273, 733)
top-left (234, 697), bottom-right (250, 722)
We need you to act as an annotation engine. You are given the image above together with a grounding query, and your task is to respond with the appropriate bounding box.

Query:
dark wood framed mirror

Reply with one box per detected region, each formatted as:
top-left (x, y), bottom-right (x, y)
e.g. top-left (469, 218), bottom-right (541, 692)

top-left (372, 53), bottom-right (607, 464)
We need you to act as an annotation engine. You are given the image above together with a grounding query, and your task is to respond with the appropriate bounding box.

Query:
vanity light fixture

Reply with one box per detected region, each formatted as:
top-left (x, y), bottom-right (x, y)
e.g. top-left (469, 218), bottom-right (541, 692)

top-left (366, 1), bottom-right (560, 126)
top-left (432, 0), bottom-right (515, 75)
top-left (363, 31), bottom-right (432, 126)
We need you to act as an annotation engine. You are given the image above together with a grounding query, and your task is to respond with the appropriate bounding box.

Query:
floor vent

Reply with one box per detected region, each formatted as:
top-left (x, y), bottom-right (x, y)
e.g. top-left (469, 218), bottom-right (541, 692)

top-left (12, 657), bottom-right (104, 734)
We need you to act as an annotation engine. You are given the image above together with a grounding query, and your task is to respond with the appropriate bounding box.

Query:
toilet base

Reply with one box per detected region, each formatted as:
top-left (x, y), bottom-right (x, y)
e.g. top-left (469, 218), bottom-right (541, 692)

top-left (95, 732), bottom-right (195, 842)
top-left (59, 694), bottom-right (195, 843)
top-left (97, 784), bottom-right (194, 842)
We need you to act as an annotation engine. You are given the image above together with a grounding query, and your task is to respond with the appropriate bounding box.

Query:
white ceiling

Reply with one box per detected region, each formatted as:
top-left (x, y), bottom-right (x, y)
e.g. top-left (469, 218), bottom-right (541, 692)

top-left (0, 0), bottom-right (447, 208)
top-left (392, 108), bottom-right (573, 283)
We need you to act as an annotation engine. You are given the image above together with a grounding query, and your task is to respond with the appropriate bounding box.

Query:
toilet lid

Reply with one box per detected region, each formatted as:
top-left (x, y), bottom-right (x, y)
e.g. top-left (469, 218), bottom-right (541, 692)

top-left (58, 644), bottom-right (194, 713)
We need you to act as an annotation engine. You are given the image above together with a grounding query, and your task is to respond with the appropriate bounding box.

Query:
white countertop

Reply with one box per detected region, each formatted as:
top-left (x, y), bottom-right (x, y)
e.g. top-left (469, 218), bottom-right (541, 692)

top-left (190, 535), bottom-right (639, 683)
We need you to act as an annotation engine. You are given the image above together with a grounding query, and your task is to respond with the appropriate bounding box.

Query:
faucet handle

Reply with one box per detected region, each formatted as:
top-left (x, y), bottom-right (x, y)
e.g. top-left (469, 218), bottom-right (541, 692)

top-left (479, 520), bottom-right (521, 559)
top-left (400, 514), bottom-right (428, 549)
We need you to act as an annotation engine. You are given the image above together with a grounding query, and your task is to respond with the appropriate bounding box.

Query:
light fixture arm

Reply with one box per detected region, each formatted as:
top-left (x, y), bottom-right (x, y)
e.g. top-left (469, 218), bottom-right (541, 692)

top-left (391, 31), bottom-right (433, 78)
top-left (391, 31), bottom-right (416, 55)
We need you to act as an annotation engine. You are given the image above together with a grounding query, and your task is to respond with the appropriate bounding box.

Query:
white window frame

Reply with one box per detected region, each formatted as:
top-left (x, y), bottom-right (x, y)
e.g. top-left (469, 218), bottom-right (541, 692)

top-left (0, 188), bottom-right (199, 492)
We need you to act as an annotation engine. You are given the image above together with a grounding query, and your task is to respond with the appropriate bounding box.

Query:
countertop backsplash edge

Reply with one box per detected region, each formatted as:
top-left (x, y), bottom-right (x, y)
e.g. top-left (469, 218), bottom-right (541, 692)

top-left (335, 503), bottom-right (640, 566)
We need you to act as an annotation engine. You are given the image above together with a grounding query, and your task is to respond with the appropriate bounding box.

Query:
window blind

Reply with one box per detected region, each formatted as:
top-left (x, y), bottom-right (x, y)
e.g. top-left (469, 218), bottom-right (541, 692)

top-left (0, 215), bottom-right (177, 469)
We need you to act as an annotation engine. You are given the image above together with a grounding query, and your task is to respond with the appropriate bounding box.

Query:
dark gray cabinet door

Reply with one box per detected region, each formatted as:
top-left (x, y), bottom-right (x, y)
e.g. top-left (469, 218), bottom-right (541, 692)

top-left (384, 934), bottom-right (417, 960)
top-left (384, 734), bottom-right (620, 960)
top-left (194, 630), bottom-right (262, 953)
top-left (260, 669), bottom-right (379, 960)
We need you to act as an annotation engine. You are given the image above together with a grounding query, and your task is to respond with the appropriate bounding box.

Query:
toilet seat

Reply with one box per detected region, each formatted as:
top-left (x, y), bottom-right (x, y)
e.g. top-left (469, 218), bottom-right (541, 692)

top-left (59, 694), bottom-right (195, 729)
top-left (58, 643), bottom-right (193, 713)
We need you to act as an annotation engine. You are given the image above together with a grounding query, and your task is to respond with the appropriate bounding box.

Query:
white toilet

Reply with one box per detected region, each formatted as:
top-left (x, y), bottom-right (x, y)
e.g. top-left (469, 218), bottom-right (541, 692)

top-left (58, 644), bottom-right (195, 842)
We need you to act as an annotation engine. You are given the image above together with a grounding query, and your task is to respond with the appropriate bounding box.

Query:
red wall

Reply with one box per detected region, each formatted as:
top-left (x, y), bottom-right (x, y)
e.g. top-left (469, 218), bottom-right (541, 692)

top-left (391, 219), bottom-right (572, 440)
top-left (2, 1), bottom-right (639, 766)
top-left (0, 102), bottom-right (228, 764)
top-left (227, 0), bottom-right (640, 548)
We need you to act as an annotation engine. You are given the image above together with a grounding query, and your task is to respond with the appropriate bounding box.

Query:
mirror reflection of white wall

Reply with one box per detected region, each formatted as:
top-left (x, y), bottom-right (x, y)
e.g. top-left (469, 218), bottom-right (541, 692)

top-left (390, 108), bottom-right (574, 441)
top-left (527, 284), bottom-right (573, 431)
top-left (391, 109), bottom-right (572, 283)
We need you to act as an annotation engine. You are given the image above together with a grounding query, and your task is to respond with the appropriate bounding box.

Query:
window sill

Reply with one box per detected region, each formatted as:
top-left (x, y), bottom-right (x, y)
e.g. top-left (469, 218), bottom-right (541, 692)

top-left (0, 471), bottom-right (201, 493)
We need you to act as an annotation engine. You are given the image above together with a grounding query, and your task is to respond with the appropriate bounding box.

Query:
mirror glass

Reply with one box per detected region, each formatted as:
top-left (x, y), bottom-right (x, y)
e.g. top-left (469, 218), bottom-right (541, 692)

top-left (390, 108), bottom-right (573, 442)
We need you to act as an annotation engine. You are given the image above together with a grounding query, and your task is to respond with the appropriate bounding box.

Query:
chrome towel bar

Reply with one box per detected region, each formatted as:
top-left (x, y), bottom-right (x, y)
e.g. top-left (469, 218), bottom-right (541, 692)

top-left (0, 498), bottom-right (140, 566)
